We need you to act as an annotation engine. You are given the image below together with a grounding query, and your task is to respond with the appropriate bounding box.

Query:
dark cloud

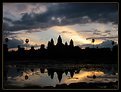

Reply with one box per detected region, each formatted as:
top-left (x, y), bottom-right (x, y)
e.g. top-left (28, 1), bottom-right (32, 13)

top-left (98, 40), bottom-right (117, 48)
top-left (105, 30), bottom-right (111, 33)
top-left (4, 38), bottom-right (24, 48)
top-left (3, 3), bottom-right (118, 31)
top-left (25, 28), bottom-right (47, 33)
top-left (80, 29), bottom-right (102, 34)
top-left (80, 30), bottom-right (92, 32)
top-left (3, 31), bottom-right (19, 37)
top-left (3, 17), bottom-right (14, 22)
top-left (86, 36), bottom-right (118, 40)
top-left (79, 40), bottom-right (117, 48)
top-left (93, 32), bottom-right (101, 35)
top-left (61, 31), bottom-right (72, 34)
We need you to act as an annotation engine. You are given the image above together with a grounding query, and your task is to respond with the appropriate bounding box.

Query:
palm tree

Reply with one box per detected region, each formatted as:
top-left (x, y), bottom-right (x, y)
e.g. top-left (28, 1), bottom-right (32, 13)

top-left (5, 38), bottom-right (9, 45)
top-left (112, 41), bottom-right (115, 46)
top-left (92, 39), bottom-right (95, 48)
top-left (25, 39), bottom-right (29, 50)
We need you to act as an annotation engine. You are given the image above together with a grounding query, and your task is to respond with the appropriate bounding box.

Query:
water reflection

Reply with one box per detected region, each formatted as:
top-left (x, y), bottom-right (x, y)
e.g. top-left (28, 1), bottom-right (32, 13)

top-left (4, 63), bottom-right (118, 87)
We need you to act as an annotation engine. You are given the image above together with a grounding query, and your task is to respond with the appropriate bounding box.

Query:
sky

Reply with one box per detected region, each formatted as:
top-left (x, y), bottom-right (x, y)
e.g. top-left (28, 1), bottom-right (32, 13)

top-left (3, 3), bottom-right (118, 50)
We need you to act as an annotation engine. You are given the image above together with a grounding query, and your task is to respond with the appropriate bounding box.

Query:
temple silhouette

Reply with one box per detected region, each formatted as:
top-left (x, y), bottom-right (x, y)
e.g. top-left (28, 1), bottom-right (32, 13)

top-left (3, 35), bottom-right (118, 64)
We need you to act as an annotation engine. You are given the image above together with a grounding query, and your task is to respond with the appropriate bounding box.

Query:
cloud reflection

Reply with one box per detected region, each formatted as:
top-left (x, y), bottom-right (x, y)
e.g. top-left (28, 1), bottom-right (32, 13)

top-left (63, 71), bottom-right (104, 85)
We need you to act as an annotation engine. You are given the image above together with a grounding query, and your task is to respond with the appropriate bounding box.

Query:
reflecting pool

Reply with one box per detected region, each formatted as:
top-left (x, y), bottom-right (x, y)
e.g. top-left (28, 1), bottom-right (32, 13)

top-left (3, 62), bottom-right (118, 89)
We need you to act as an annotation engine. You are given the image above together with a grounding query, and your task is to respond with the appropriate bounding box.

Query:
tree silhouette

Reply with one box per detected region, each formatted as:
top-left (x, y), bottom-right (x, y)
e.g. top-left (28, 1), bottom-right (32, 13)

top-left (5, 38), bottom-right (9, 45)
top-left (40, 44), bottom-right (45, 50)
top-left (25, 39), bottom-right (29, 43)
top-left (92, 39), bottom-right (95, 48)
top-left (25, 39), bottom-right (29, 50)
top-left (112, 41), bottom-right (115, 46)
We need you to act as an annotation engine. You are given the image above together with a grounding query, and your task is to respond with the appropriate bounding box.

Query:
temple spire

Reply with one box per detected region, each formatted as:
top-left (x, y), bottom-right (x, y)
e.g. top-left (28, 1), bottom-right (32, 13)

top-left (56, 35), bottom-right (63, 46)
top-left (70, 39), bottom-right (74, 47)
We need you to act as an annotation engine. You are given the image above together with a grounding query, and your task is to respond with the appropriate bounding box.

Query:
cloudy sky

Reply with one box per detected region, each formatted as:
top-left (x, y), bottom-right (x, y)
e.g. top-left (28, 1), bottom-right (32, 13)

top-left (3, 3), bottom-right (118, 50)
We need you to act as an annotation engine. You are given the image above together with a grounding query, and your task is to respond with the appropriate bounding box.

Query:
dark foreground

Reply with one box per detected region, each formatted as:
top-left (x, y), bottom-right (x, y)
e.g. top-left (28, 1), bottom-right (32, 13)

top-left (3, 81), bottom-right (118, 89)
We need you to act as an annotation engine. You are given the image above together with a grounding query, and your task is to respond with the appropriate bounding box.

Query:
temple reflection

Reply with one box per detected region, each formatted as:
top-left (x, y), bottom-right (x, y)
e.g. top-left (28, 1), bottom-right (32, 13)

top-left (69, 69), bottom-right (75, 78)
top-left (5, 64), bottom-right (118, 88)
top-left (64, 70), bottom-right (68, 75)
top-left (47, 68), bottom-right (55, 79)
top-left (40, 68), bottom-right (45, 73)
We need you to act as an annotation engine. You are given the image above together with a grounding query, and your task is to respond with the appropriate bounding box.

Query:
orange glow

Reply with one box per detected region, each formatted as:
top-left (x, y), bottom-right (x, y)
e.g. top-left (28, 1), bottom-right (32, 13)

top-left (64, 71), bottom-right (104, 84)
top-left (51, 26), bottom-right (103, 45)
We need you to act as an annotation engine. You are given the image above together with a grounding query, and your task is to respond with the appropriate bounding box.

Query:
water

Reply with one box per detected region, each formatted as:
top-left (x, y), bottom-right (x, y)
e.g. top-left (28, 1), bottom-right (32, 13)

top-left (3, 60), bottom-right (118, 88)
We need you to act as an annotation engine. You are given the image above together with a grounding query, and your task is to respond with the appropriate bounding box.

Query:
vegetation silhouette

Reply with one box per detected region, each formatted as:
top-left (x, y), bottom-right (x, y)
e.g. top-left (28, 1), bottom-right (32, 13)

top-left (3, 35), bottom-right (118, 64)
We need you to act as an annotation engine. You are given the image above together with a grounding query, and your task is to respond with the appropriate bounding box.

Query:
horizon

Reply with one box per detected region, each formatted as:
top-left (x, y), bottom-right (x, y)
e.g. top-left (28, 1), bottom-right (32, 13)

top-left (6, 37), bottom-right (118, 51)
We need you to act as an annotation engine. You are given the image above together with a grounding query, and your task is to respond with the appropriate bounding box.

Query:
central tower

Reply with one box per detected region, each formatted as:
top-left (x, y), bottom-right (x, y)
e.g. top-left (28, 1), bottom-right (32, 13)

top-left (56, 35), bottom-right (63, 46)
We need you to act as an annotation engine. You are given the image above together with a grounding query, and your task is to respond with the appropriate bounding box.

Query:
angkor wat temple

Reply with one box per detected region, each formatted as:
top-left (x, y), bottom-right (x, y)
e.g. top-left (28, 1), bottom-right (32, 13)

top-left (3, 35), bottom-right (118, 64)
